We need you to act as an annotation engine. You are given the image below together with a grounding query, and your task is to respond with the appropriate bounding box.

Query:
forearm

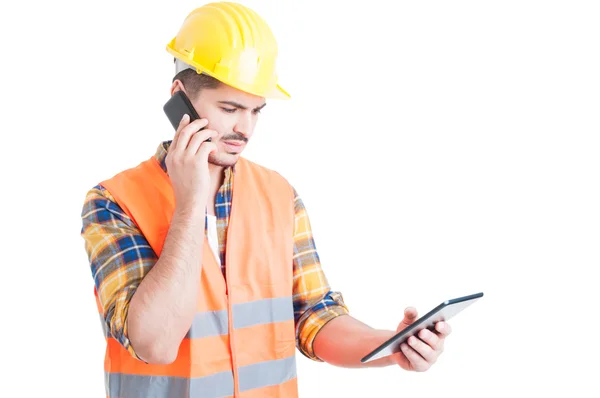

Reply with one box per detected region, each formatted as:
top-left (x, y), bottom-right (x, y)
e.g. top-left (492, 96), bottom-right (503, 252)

top-left (127, 205), bottom-right (205, 363)
top-left (313, 315), bottom-right (396, 368)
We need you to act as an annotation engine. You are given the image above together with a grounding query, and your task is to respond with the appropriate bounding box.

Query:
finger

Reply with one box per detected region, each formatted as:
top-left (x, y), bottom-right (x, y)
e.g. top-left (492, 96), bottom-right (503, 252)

top-left (186, 129), bottom-right (219, 155)
top-left (171, 114), bottom-right (190, 150)
top-left (435, 321), bottom-right (452, 337)
top-left (400, 343), bottom-right (430, 372)
top-left (408, 335), bottom-right (437, 363)
top-left (172, 118), bottom-right (209, 154)
top-left (417, 329), bottom-right (443, 354)
top-left (177, 118), bottom-right (209, 152)
top-left (197, 142), bottom-right (218, 161)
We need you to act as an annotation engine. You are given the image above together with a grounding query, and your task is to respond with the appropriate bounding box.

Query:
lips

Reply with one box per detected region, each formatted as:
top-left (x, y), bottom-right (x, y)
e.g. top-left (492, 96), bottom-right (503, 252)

top-left (222, 140), bottom-right (245, 152)
top-left (223, 140), bottom-right (243, 147)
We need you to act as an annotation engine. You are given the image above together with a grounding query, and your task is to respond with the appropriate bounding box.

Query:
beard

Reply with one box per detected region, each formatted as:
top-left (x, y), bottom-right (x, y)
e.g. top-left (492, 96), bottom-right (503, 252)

top-left (208, 151), bottom-right (240, 167)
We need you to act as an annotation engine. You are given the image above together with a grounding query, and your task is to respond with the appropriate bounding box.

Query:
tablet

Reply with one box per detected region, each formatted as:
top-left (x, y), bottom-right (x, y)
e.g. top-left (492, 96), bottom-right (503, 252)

top-left (360, 292), bottom-right (484, 363)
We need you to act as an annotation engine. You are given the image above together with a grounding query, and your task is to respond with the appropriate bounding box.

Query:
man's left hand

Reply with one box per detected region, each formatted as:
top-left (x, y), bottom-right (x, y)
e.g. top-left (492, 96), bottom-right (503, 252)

top-left (391, 307), bottom-right (452, 372)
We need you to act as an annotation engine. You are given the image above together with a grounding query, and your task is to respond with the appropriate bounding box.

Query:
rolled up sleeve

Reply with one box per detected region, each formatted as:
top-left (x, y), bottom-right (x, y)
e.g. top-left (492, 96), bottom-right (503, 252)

top-left (81, 185), bottom-right (157, 361)
top-left (291, 188), bottom-right (349, 361)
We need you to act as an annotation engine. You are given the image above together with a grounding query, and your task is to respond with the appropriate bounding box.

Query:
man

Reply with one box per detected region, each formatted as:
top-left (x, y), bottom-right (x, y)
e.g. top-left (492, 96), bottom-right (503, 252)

top-left (80, 2), bottom-right (452, 397)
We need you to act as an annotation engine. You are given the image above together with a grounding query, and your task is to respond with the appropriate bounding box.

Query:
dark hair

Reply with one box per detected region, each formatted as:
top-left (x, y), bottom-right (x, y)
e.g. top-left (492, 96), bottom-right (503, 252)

top-left (172, 68), bottom-right (222, 98)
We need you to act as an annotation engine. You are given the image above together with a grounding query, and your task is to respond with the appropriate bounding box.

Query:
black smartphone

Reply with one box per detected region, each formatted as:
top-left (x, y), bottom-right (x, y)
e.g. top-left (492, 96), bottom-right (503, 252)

top-left (163, 90), bottom-right (210, 141)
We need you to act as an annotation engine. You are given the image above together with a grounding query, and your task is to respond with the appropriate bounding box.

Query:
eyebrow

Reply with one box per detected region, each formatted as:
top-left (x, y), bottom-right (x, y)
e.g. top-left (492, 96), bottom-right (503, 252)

top-left (218, 100), bottom-right (267, 112)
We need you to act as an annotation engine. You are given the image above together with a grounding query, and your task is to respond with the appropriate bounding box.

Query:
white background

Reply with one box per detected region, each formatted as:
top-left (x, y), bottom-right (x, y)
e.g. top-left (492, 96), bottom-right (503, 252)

top-left (1, 0), bottom-right (599, 396)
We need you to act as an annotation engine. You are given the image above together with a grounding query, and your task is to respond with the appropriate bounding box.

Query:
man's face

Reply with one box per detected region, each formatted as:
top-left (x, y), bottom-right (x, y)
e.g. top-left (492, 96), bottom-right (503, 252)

top-left (174, 82), bottom-right (266, 168)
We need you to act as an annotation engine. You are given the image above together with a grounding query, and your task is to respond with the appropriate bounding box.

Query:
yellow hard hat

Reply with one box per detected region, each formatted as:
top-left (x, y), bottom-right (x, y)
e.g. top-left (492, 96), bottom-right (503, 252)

top-left (166, 1), bottom-right (289, 99)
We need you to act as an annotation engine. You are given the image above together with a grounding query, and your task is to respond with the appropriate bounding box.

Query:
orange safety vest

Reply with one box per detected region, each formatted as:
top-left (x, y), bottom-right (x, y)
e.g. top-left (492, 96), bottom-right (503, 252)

top-left (95, 156), bottom-right (298, 398)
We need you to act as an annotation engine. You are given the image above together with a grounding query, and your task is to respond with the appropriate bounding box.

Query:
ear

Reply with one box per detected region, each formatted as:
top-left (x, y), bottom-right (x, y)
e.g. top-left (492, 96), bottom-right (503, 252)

top-left (170, 79), bottom-right (186, 96)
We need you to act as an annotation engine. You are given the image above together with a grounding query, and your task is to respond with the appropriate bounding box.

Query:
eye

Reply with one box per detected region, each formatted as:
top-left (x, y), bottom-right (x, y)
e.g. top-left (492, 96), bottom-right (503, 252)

top-left (221, 108), bottom-right (236, 114)
top-left (253, 108), bottom-right (262, 115)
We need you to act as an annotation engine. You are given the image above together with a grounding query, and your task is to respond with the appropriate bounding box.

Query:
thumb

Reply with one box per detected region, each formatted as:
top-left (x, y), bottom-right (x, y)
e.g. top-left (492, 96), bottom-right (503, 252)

top-left (397, 307), bottom-right (418, 332)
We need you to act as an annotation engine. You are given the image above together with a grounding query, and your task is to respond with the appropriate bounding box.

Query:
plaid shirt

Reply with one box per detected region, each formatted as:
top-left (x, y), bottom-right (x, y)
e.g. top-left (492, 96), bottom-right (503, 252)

top-left (80, 141), bottom-right (348, 361)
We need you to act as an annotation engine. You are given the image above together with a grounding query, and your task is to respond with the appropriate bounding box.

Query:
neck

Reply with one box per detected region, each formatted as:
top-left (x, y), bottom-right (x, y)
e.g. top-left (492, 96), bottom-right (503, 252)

top-left (206, 163), bottom-right (226, 216)
top-left (209, 163), bottom-right (225, 187)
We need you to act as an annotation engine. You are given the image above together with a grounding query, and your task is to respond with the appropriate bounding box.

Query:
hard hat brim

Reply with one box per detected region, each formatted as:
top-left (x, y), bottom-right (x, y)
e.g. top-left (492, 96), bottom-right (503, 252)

top-left (170, 51), bottom-right (290, 100)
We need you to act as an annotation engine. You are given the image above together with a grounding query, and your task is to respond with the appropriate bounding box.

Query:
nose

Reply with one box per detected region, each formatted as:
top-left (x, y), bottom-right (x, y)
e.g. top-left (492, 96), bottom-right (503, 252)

top-left (233, 112), bottom-right (254, 139)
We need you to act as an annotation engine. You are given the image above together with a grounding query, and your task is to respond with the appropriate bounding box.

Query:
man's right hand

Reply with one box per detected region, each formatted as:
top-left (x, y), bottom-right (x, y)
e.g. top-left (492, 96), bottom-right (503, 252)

top-left (165, 114), bottom-right (218, 209)
top-left (128, 113), bottom-right (216, 363)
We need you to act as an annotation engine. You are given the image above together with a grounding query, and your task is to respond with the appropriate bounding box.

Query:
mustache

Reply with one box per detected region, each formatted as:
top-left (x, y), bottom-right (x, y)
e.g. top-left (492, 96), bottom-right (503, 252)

top-left (220, 133), bottom-right (248, 143)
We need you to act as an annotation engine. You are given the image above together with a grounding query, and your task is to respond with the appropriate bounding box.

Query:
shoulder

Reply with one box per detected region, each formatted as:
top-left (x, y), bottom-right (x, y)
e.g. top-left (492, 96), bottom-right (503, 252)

top-left (81, 184), bottom-right (118, 215)
top-left (237, 157), bottom-right (300, 205)
top-left (238, 157), bottom-right (293, 187)
top-left (81, 160), bottom-right (142, 218)
top-left (80, 183), bottom-right (136, 229)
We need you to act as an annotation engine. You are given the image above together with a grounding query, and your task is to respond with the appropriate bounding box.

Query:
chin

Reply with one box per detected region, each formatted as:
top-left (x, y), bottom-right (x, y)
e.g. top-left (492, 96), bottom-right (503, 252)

top-left (208, 152), bottom-right (240, 167)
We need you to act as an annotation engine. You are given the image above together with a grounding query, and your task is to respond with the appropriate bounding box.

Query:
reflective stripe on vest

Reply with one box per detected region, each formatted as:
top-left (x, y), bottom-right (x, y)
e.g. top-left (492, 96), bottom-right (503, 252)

top-left (105, 356), bottom-right (297, 397)
top-left (98, 156), bottom-right (297, 398)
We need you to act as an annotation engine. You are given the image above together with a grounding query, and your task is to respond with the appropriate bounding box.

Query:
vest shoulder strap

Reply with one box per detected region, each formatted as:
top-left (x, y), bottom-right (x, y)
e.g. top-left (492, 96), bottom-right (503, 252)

top-left (99, 157), bottom-right (174, 256)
